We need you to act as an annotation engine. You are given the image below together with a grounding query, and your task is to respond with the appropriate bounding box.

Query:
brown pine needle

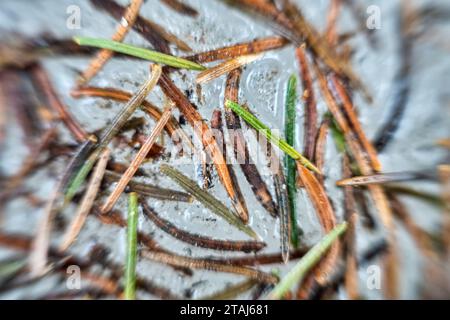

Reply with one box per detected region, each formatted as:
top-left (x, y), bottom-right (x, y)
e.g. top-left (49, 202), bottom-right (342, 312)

top-left (342, 155), bottom-right (359, 299)
top-left (314, 118), bottom-right (330, 184)
top-left (313, 60), bottom-right (398, 298)
top-left (158, 72), bottom-right (247, 220)
top-left (196, 53), bottom-right (263, 84)
top-left (186, 36), bottom-right (287, 63)
top-left (101, 102), bottom-right (174, 214)
top-left (336, 170), bottom-right (437, 186)
top-left (296, 45), bottom-right (318, 161)
top-left (437, 138), bottom-right (450, 149)
top-left (160, 0), bottom-right (199, 17)
top-left (223, 68), bottom-right (277, 217)
top-left (59, 148), bottom-right (111, 252)
top-left (325, 0), bottom-right (342, 45)
top-left (78, 0), bottom-right (144, 85)
top-left (91, 0), bottom-right (191, 53)
top-left (142, 201), bottom-right (265, 252)
top-left (141, 250), bottom-right (278, 284)
top-left (70, 86), bottom-right (184, 148)
top-left (296, 163), bottom-right (339, 285)
top-left (30, 64), bottom-right (88, 142)
top-left (330, 75), bottom-right (382, 172)
top-left (211, 109), bottom-right (249, 223)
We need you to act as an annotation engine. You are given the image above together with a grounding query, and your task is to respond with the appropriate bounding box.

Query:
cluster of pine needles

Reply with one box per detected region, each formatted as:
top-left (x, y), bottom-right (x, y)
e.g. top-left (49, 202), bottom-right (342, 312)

top-left (0, 0), bottom-right (449, 300)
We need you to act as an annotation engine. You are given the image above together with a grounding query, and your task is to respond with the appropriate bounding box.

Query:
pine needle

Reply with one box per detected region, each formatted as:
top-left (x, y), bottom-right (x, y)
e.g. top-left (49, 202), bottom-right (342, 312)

top-left (268, 222), bottom-right (347, 299)
top-left (64, 65), bottom-right (161, 205)
top-left (196, 53), bottom-right (262, 84)
top-left (284, 74), bottom-right (299, 248)
top-left (101, 102), bottom-right (174, 214)
top-left (124, 192), bottom-right (139, 300)
top-left (225, 100), bottom-right (320, 174)
top-left (160, 164), bottom-right (259, 239)
top-left (73, 37), bottom-right (206, 70)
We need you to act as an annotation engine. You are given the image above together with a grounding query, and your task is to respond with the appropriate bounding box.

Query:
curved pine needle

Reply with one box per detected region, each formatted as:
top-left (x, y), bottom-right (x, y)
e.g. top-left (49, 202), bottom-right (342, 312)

top-left (142, 202), bottom-right (265, 252)
top-left (284, 74), bottom-right (299, 248)
top-left (73, 37), bottom-right (205, 71)
top-left (268, 222), bottom-right (347, 299)
top-left (160, 164), bottom-right (258, 239)
top-left (124, 192), bottom-right (139, 300)
top-left (225, 100), bottom-right (319, 173)
top-left (296, 163), bottom-right (339, 285)
top-left (78, 0), bottom-right (144, 85)
top-left (142, 250), bottom-right (278, 284)
top-left (59, 148), bottom-right (111, 252)
top-left (196, 53), bottom-right (263, 84)
top-left (186, 36), bottom-right (287, 63)
top-left (101, 102), bottom-right (174, 214)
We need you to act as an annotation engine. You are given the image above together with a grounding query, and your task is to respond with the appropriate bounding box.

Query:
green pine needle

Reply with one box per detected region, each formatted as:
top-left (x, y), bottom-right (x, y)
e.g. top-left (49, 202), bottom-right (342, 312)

top-left (225, 100), bottom-right (320, 174)
top-left (268, 222), bottom-right (347, 299)
top-left (284, 74), bottom-right (299, 248)
top-left (124, 192), bottom-right (139, 300)
top-left (73, 37), bottom-right (206, 71)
